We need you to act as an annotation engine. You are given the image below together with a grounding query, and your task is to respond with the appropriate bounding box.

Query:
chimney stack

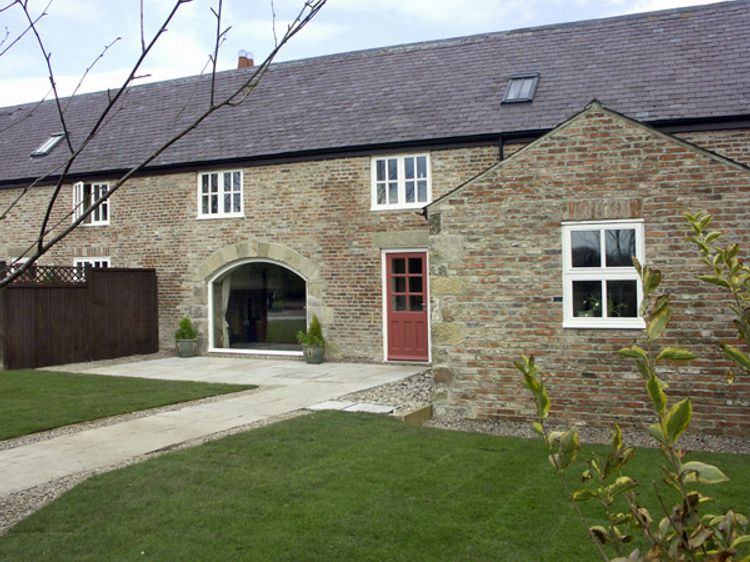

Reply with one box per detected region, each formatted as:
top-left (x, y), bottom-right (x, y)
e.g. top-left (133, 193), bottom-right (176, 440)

top-left (237, 49), bottom-right (254, 69)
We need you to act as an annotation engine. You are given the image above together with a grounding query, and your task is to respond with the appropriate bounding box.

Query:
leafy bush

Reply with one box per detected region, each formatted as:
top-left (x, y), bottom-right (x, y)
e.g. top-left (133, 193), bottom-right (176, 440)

top-left (174, 317), bottom-right (197, 340)
top-left (515, 217), bottom-right (750, 561)
top-left (297, 314), bottom-right (326, 347)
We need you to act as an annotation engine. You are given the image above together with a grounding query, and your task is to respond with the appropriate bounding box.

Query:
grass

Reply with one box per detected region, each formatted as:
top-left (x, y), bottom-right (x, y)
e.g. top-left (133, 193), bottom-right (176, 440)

top-left (0, 412), bottom-right (748, 561)
top-left (0, 370), bottom-right (255, 440)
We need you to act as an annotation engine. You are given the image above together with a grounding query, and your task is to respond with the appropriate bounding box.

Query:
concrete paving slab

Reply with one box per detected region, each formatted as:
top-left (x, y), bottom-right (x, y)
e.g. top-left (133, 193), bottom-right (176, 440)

top-left (307, 400), bottom-right (355, 411)
top-left (343, 403), bottom-right (396, 414)
top-left (0, 357), bottom-right (423, 498)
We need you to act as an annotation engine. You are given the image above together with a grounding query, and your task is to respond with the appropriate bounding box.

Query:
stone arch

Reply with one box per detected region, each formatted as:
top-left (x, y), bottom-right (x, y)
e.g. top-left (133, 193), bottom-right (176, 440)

top-left (192, 239), bottom-right (332, 353)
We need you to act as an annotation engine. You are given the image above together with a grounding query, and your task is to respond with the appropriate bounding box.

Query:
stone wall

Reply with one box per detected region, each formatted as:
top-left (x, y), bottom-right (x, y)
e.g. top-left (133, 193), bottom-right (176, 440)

top-left (429, 104), bottom-right (750, 436)
top-left (0, 146), bottom-right (497, 360)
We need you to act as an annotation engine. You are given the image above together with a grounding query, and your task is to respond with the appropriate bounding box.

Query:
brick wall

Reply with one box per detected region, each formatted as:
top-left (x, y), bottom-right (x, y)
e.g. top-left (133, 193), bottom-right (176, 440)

top-left (0, 146), bottom-right (497, 360)
top-left (676, 129), bottom-right (750, 167)
top-left (429, 105), bottom-right (750, 436)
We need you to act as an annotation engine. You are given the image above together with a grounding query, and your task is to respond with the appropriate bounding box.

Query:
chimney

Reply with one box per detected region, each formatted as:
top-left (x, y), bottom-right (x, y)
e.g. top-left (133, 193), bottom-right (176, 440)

top-left (237, 49), bottom-right (254, 69)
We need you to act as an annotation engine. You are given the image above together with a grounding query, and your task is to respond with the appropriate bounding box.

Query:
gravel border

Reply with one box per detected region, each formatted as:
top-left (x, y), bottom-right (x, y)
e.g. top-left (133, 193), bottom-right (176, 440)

top-left (339, 370), bottom-right (432, 414)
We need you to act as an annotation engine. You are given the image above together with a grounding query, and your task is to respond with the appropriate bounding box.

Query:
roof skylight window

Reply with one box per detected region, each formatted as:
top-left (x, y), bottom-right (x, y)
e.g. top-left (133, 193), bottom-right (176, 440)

top-left (502, 73), bottom-right (540, 104)
top-left (31, 132), bottom-right (65, 157)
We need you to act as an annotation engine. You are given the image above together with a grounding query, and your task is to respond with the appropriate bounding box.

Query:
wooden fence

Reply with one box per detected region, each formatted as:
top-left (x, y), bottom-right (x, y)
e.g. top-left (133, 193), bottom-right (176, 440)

top-left (0, 264), bottom-right (158, 370)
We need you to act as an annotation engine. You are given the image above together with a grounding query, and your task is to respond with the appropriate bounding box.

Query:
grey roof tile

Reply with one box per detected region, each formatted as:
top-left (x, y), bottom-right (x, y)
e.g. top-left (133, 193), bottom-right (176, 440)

top-left (0, 0), bottom-right (748, 184)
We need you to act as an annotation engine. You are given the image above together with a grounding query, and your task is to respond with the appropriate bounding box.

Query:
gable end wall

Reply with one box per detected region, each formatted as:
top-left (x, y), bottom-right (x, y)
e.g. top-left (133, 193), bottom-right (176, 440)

top-left (430, 107), bottom-right (750, 436)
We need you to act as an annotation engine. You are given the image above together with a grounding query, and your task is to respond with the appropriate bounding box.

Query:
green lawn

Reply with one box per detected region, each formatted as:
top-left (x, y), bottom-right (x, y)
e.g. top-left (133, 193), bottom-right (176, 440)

top-left (1, 412), bottom-right (748, 561)
top-left (0, 370), bottom-right (255, 440)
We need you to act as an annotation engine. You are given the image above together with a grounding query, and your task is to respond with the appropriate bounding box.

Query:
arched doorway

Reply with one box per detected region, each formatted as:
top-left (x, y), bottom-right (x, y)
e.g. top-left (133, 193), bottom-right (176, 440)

top-left (209, 260), bottom-right (307, 353)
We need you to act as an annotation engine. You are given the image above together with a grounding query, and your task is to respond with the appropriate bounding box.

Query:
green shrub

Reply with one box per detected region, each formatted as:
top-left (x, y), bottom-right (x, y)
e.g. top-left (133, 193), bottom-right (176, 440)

top-left (515, 214), bottom-right (750, 562)
top-left (174, 317), bottom-right (197, 340)
top-left (296, 314), bottom-right (325, 347)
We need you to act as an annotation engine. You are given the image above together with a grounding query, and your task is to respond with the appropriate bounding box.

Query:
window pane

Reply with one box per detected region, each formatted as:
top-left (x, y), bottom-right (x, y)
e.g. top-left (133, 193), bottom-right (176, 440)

top-left (417, 180), bottom-right (428, 202)
top-left (506, 79), bottom-right (522, 100)
top-left (211, 195), bottom-right (218, 214)
top-left (233, 193), bottom-right (241, 212)
top-left (605, 229), bottom-right (636, 267)
top-left (518, 78), bottom-right (534, 99)
top-left (408, 257), bottom-right (422, 274)
top-left (408, 276), bottom-right (422, 293)
top-left (224, 192), bottom-right (231, 213)
top-left (417, 156), bottom-right (427, 178)
top-left (388, 182), bottom-right (398, 204)
top-left (409, 295), bottom-right (424, 311)
top-left (388, 159), bottom-right (398, 181)
top-left (405, 181), bottom-right (415, 203)
top-left (606, 280), bottom-right (638, 317)
top-left (405, 157), bottom-right (415, 179)
top-left (571, 230), bottom-right (601, 267)
top-left (377, 184), bottom-right (386, 205)
top-left (393, 277), bottom-right (406, 293)
top-left (202, 175), bottom-right (209, 193)
top-left (224, 172), bottom-right (231, 188)
top-left (233, 171), bottom-right (241, 188)
top-left (394, 295), bottom-right (406, 311)
top-left (392, 258), bottom-right (406, 274)
top-left (572, 280), bottom-right (602, 317)
top-left (202, 196), bottom-right (209, 215)
top-left (376, 160), bottom-right (385, 182)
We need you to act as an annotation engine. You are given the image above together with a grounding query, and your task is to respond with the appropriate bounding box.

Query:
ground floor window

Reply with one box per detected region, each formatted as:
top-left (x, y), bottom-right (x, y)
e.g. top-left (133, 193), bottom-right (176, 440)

top-left (562, 219), bottom-right (645, 329)
top-left (211, 261), bottom-right (306, 353)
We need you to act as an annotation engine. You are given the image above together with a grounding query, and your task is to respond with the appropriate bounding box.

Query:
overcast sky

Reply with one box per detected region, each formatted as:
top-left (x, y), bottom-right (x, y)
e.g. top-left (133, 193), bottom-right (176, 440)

top-left (0, 0), bottom-right (719, 107)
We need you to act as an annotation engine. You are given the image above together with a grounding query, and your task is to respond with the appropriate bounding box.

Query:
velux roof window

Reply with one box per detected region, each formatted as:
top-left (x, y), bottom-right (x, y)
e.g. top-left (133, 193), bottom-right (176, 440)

top-left (31, 132), bottom-right (65, 157)
top-left (502, 73), bottom-right (540, 104)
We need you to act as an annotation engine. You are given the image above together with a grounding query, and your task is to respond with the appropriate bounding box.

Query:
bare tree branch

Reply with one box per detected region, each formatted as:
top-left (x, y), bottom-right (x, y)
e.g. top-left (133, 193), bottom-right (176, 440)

top-left (63, 36), bottom-right (122, 111)
top-left (271, 0), bottom-right (278, 48)
top-left (0, 0), bottom-right (52, 58)
top-left (2, 0), bottom-right (327, 288)
top-left (139, 0), bottom-right (145, 52)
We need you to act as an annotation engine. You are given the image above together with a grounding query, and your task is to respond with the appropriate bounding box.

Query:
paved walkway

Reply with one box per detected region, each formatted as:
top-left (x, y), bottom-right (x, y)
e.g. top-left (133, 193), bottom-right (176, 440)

top-left (0, 357), bottom-right (422, 498)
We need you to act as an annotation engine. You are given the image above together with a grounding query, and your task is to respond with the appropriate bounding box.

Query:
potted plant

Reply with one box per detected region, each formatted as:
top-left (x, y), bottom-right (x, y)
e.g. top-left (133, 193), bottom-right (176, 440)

top-left (296, 314), bottom-right (326, 364)
top-left (175, 317), bottom-right (198, 358)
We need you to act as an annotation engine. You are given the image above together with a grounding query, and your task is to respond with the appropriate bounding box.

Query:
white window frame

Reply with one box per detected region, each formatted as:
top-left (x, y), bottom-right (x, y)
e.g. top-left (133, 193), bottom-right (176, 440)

top-left (197, 170), bottom-right (244, 219)
top-left (562, 219), bottom-right (645, 329)
top-left (73, 182), bottom-right (110, 226)
top-left (8, 257), bottom-right (29, 274)
top-left (74, 257), bottom-right (111, 269)
top-left (370, 154), bottom-right (432, 211)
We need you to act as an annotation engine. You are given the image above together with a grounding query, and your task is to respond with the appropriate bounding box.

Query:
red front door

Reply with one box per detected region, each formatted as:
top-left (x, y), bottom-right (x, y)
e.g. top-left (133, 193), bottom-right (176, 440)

top-left (386, 252), bottom-right (429, 362)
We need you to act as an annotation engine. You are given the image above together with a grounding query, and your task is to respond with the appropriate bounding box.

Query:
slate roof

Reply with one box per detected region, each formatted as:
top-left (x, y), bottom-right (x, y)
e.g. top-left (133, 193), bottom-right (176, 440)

top-left (1, 0), bottom-right (748, 185)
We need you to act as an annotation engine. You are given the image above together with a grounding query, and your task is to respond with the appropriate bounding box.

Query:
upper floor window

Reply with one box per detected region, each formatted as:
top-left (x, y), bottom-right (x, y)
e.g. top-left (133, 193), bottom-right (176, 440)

top-left (198, 171), bottom-right (243, 218)
top-left (371, 154), bottom-right (431, 211)
top-left (73, 257), bottom-right (111, 269)
top-left (73, 182), bottom-right (110, 225)
top-left (562, 220), bottom-right (645, 329)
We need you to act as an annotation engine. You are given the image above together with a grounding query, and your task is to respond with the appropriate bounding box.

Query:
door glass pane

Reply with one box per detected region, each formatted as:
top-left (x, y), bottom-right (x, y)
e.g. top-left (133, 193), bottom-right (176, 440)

top-left (572, 280), bottom-right (602, 317)
top-left (408, 257), bottom-right (422, 274)
top-left (394, 295), bottom-right (406, 311)
top-left (409, 295), bottom-right (424, 311)
top-left (408, 276), bottom-right (422, 293)
top-left (392, 258), bottom-right (406, 274)
top-left (393, 277), bottom-right (406, 293)
top-left (571, 230), bottom-right (601, 267)
top-left (606, 280), bottom-right (638, 317)
top-left (605, 229), bottom-right (636, 267)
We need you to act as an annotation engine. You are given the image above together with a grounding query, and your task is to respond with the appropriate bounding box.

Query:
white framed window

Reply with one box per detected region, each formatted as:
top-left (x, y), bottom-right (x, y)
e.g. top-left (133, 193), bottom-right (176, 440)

top-left (371, 154), bottom-right (431, 210)
top-left (198, 170), bottom-right (243, 218)
top-left (8, 257), bottom-right (29, 274)
top-left (562, 219), bottom-right (645, 329)
top-left (73, 182), bottom-right (110, 225)
top-left (74, 257), bottom-right (111, 269)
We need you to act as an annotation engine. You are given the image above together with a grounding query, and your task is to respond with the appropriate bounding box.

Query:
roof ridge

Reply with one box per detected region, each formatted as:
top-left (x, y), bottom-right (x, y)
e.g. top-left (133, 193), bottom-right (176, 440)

top-left (1, 0), bottom-right (744, 112)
